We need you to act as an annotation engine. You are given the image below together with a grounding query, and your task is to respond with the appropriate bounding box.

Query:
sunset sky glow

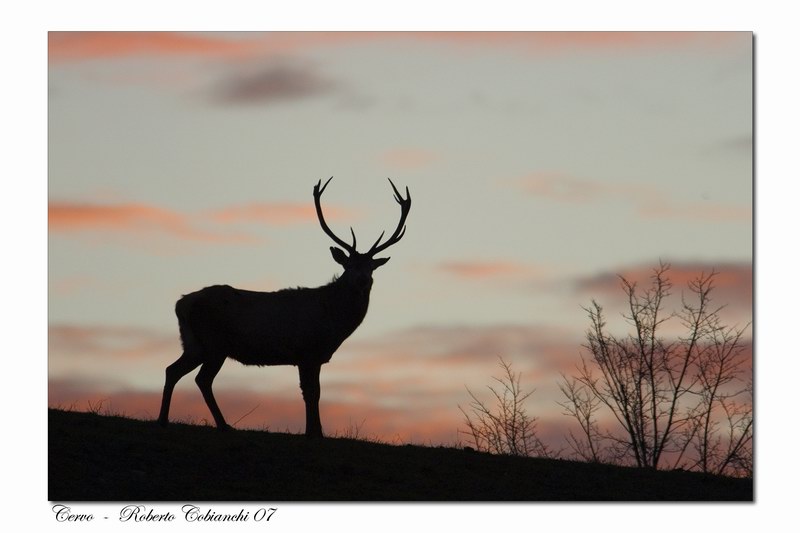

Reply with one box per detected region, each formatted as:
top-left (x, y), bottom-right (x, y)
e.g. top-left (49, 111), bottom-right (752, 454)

top-left (48, 31), bottom-right (752, 446)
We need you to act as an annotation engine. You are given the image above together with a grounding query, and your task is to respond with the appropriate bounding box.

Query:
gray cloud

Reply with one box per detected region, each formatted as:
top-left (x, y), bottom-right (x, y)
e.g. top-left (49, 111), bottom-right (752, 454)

top-left (211, 62), bottom-right (336, 105)
top-left (571, 261), bottom-right (753, 332)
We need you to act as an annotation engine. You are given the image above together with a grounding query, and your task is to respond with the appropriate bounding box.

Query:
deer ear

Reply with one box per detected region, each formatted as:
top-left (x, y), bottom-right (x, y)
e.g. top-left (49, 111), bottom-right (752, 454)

top-left (372, 257), bottom-right (390, 269)
top-left (330, 247), bottom-right (349, 265)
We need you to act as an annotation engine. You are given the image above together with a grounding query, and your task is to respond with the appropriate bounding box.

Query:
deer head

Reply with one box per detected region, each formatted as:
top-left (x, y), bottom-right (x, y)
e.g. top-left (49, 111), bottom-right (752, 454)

top-left (314, 177), bottom-right (411, 295)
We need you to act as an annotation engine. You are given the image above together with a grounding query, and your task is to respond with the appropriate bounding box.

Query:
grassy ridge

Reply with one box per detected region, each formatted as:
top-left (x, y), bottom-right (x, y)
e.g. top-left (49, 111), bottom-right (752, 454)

top-left (49, 409), bottom-right (752, 501)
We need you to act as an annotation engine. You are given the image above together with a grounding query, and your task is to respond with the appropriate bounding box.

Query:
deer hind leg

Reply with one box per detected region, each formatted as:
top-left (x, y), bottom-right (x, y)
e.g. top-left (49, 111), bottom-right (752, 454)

top-left (195, 356), bottom-right (231, 431)
top-left (158, 352), bottom-right (201, 427)
top-left (299, 363), bottom-right (323, 438)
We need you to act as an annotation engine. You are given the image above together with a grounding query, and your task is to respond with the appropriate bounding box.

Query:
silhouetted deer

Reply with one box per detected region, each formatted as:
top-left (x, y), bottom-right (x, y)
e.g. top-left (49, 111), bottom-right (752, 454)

top-left (157, 177), bottom-right (411, 438)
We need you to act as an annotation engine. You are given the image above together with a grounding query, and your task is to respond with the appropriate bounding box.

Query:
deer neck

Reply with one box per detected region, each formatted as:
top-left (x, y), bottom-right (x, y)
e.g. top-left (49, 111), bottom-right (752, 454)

top-left (328, 278), bottom-right (371, 331)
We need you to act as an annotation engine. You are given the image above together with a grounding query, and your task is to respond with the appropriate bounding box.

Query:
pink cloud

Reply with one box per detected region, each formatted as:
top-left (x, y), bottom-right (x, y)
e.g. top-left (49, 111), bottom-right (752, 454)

top-left (574, 261), bottom-right (752, 331)
top-left (439, 261), bottom-right (527, 279)
top-left (416, 31), bottom-right (742, 53)
top-left (513, 172), bottom-right (659, 204)
top-left (50, 275), bottom-right (93, 296)
top-left (513, 172), bottom-right (751, 223)
top-left (336, 324), bottom-right (583, 379)
top-left (48, 315), bottom-right (751, 452)
top-left (48, 321), bottom-right (587, 444)
top-left (576, 261), bottom-right (751, 300)
top-left (49, 324), bottom-right (177, 359)
top-left (438, 260), bottom-right (544, 280)
top-left (637, 200), bottom-right (752, 222)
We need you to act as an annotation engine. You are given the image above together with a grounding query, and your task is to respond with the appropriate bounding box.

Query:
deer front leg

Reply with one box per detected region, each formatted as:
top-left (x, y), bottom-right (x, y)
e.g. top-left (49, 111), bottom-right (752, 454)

top-left (158, 352), bottom-right (201, 427)
top-left (299, 363), bottom-right (323, 438)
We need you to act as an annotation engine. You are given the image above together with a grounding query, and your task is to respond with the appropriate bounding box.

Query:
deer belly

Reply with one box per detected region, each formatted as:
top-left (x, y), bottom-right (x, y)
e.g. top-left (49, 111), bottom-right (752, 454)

top-left (223, 326), bottom-right (335, 366)
top-left (225, 334), bottom-right (299, 366)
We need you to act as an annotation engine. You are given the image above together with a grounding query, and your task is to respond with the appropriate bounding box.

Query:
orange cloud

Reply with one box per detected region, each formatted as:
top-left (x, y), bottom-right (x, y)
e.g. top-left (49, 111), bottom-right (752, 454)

top-left (50, 200), bottom-right (357, 245)
top-left (50, 32), bottom-right (745, 65)
top-left (210, 203), bottom-right (352, 225)
top-left (50, 202), bottom-right (178, 229)
top-left (47, 380), bottom-right (461, 443)
top-left (48, 32), bottom-right (261, 64)
top-left (48, 32), bottom-right (375, 66)
top-left (49, 202), bottom-right (254, 243)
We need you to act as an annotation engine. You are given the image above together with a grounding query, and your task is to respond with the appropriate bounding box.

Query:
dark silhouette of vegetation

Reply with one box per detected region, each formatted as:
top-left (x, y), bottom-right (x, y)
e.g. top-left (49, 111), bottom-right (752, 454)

top-left (158, 177), bottom-right (411, 438)
top-left (459, 358), bottom-right (552, 458)
top-left (49, 409), bottom-right (752, 501)
top-left (558, 263), bottom-right (752, 477)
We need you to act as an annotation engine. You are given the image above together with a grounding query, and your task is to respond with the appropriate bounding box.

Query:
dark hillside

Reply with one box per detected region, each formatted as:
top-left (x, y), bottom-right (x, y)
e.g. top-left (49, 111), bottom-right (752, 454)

top-left (49, 409), bottom-right (752, 501)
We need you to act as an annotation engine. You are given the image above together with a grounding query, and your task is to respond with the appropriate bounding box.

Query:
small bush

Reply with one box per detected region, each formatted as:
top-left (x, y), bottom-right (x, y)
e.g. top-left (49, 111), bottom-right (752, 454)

top-left (459, 357), bottom-right (551, 458)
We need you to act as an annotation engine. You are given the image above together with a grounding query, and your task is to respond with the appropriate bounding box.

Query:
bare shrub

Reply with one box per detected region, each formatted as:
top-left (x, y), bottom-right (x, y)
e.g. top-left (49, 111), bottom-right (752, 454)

top-left (460, 358), bottom-right (552, 458)
top-left (560, 262), bottom-right (752, 476)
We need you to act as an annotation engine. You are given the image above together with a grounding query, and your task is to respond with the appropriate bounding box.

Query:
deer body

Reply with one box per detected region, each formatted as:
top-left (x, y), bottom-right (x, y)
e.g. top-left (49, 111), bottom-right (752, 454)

top-left (158, 178), bottom-right (410, 437)
top-left (176, 281), bottom-right (370, 367)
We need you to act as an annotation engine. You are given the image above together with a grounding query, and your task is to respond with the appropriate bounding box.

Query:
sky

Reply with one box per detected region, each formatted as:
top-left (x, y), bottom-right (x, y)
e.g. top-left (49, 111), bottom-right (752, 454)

top-left (48, 31), bottom-right (753, 446)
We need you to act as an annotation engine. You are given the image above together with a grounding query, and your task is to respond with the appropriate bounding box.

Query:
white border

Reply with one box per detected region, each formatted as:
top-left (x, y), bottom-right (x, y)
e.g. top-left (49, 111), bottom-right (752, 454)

top-left (7, 1), bottom-right (798, 531)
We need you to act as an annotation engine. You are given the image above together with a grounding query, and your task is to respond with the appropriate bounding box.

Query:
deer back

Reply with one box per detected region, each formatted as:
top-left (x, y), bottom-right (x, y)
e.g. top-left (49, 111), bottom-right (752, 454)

top-left (177, 282), bottom-right (370, 366)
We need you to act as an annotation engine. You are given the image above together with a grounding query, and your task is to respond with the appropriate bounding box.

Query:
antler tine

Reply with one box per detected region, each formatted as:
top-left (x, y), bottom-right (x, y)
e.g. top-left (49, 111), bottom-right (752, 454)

top-left (388, 178), bottom-right (410, 205)
top-left (318, 176), bottom-right (334, 194)
top-left (368, 178), bottom-right (411, 256)
top-left (369, 230), bottom-right (385, 251)
top-left (313, 177), bottom-right (356, 253)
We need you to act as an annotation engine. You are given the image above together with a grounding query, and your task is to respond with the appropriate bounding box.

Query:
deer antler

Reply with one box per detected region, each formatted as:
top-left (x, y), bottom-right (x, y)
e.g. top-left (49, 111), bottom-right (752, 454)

top-left (314, 177), bottom-right (357, 254)
top-left (367, 178), bottom-right (411, 256)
